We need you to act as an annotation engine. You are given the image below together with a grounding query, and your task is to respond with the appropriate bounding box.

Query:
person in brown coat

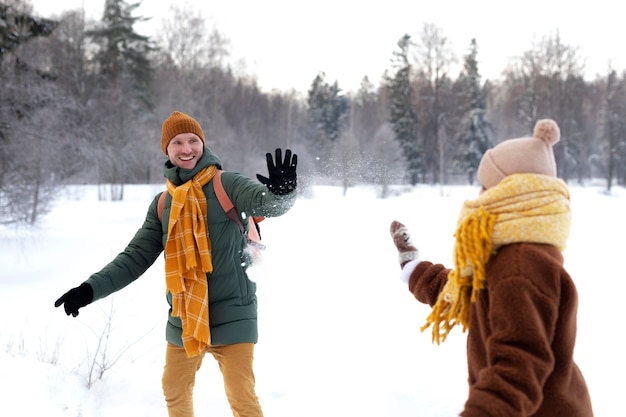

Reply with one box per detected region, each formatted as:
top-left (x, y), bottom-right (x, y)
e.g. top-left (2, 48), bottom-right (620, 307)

top-left (390, 119), bottom-right (594, 417)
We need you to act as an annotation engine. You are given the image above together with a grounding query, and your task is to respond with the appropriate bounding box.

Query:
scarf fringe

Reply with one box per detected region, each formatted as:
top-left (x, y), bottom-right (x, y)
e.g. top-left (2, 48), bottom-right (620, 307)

top-left (421, 207), bottom-right (496, 344)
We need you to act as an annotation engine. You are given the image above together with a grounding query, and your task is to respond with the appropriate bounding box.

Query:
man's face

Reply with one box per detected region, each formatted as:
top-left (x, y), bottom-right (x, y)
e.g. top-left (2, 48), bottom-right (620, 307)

top-left (166, 132), bottom-right (204, 170)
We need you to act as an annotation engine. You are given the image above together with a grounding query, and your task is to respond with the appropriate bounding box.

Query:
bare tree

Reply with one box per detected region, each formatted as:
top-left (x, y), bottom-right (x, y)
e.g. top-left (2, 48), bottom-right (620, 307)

top-left (600, 69), bottom-right (626, 191)
top-left (495, 31), bottom-right (587, 181)
top-left (81, 300), bottom-right (159, 388)
top-left (0, 0), bottom-right (61, 224)
top-left (157, 2), bottom-right (229, 73)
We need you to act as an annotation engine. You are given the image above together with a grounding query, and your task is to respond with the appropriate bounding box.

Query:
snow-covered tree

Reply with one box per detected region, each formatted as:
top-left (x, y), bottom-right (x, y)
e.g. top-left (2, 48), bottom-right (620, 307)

top-left (85, 0), bottom-right (156, 199)
top-left (386, 34), bottom-right (421, 185)
top-left (0, 0), bottom-right (60, 224)
top-left (307, 72), bottom-right (349, 143)
top-left (453, 39), bottom-right (494, 185)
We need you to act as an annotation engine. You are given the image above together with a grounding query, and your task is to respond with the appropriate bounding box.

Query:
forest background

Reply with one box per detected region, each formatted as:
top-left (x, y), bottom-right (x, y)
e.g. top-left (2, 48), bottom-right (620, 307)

top-left (2, 0), bottom-right (626, 225)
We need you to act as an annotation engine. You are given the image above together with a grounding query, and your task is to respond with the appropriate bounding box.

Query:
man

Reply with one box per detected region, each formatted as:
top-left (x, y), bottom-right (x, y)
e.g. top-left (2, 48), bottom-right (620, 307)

top-left (55, 111), bottom-right (298, 417)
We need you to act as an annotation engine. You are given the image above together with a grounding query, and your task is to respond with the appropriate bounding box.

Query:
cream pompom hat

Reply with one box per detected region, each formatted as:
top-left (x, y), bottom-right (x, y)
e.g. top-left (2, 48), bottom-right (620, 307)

top-left (477, 119), bottom-right (560, 189)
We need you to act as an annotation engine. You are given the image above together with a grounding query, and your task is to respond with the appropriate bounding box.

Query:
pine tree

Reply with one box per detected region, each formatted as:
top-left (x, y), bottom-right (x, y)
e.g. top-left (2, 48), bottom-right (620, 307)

top-left (386, 34), bottom-right (421, 185)
top-left (453, 39), bottom-right (494, 185)
top-left (307, 72), bottom-right (349, 143)
top-left (0, 2), bottom-right (57, 62)
top-left (85, 0), bottom-right (156, 199)
top-left (87, 0), bottom-right (155, 109)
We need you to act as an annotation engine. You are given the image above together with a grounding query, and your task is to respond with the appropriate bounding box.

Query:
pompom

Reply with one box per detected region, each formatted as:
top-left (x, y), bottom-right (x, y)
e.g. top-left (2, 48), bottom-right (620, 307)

top-left (534, 119), bottom-right (560, 146)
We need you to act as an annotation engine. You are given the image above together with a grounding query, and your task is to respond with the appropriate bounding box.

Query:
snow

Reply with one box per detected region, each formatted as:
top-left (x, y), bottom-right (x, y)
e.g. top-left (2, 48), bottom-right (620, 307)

top-left (1, 181), bottom-right (624, 416)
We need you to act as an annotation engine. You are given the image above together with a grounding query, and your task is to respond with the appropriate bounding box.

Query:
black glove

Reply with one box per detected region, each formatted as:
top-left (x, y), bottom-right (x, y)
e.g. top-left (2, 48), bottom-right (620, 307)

top-left (54, 282), bottom-right (94, 317)
top-left (256, 148), bottom-right (297, 196)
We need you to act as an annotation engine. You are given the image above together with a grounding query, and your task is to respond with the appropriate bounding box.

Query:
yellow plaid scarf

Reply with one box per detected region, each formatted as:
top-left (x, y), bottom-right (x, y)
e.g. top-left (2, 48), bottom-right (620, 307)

top-left (422, 174), bottom-right (571, 344)
top-left (165, 165), bottom-right (217, 357)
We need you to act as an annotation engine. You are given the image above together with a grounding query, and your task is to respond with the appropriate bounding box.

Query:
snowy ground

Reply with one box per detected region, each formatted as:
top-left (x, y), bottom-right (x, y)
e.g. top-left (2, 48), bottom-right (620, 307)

top-left (1, 181), bottom-right (624, 416)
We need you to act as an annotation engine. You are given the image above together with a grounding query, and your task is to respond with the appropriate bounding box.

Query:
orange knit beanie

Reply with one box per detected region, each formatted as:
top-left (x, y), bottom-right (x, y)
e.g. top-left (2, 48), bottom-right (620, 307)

top-left (160, 111), bottom-right (205, 155)
top-left (477, 119), bottom-right (560, 189)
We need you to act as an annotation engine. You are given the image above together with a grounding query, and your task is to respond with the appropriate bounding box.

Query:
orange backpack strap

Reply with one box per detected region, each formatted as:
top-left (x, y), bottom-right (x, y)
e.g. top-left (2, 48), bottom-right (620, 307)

top-left (158, 172), bottom-right (265, 251)
top-left (156, 172), bottom-right (242, 227)
top-left (213, 170), bottom-right (245, 234)
top-left (157, 170), bottom-right (265, 251)
top-left (157, 191), bottom-right (166, 223)
top-left (214, 171), bottom-right (266, 251)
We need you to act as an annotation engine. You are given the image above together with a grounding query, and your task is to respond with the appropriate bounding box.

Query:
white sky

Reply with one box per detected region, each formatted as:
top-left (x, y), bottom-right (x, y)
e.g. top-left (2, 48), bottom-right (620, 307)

top-left (32, 0), bottom-right (624, 93)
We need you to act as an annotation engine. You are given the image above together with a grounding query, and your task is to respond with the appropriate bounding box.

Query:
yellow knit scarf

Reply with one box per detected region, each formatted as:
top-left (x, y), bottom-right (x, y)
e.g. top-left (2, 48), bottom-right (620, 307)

top-left (422, 173), bottom-right (571, 344)
top-left (164, 165), bottom-right (217, 357)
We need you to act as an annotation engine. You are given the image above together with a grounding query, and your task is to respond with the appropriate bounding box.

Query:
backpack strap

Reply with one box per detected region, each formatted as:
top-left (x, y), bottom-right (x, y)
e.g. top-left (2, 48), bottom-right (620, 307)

top-left (157, 171), bottom-right (261, 240)
top-left (213, 170), bottom-right (245, 234)
top-left (157, 191), bottom-right (166, 223)
top-left (215, 170), bottom-right (266, 251)
top-left (155, 172), bottom-right (235, 226)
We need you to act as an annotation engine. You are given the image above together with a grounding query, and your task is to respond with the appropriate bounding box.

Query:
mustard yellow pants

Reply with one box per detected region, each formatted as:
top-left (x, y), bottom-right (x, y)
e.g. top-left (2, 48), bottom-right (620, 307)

top-left (162, 342), bottom-right (264, 417)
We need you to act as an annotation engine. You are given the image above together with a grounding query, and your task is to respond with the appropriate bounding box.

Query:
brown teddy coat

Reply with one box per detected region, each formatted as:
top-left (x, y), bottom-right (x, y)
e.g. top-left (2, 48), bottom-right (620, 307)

top-left (408, 242), bottom-right (593, 417)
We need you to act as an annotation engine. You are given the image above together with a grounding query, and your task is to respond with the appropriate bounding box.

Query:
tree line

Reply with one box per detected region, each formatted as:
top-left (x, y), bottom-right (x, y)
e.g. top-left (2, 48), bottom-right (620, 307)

top-left (1, 0), bottom-right (625, 225)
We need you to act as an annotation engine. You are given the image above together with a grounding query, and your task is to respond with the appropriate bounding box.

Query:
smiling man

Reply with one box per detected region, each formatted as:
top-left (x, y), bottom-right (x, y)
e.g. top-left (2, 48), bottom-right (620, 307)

top-left (55, 110), bottom-right (298, 417)
top-left (161, 111), bottom-right (206, 170)
top-left (167, 132), bottom-right (204, 169)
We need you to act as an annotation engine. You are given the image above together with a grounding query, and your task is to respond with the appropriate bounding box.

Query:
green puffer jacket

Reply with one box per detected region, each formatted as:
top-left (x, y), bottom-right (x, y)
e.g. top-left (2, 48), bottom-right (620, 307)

top-left (86, 147), bottom-right (296, 346)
